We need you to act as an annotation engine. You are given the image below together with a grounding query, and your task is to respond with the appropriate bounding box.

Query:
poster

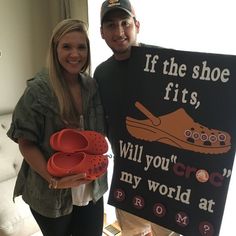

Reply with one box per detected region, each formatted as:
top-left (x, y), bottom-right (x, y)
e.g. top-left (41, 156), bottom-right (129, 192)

top-left (108, 47), bottom-right (236, 235)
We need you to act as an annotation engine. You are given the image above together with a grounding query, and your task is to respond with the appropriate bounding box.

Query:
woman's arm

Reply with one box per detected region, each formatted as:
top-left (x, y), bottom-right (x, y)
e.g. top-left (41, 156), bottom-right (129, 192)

top-left (18, 138), bottom-right (52, 183)
top-left (18, 138), bottom-right (90, 189)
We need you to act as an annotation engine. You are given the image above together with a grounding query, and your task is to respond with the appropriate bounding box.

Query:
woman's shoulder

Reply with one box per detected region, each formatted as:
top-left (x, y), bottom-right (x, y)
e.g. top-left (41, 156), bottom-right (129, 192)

top-left (25, 68), bottom-right (54, 100)
top-left (27, 68), bottom-right (50, 91)
top-left (80, 73), bottom-right (97, 89)
top-left (23, 68), bottom-right (55, 108)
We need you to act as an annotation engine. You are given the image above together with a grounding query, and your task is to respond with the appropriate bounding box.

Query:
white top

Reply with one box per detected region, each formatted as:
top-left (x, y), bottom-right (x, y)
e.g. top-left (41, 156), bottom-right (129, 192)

top-left (71, 182), bottom-right (93, 206)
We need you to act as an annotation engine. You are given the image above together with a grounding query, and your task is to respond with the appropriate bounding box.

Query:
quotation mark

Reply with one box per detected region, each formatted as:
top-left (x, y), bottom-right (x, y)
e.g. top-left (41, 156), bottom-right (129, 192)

top-left (223, 168), bottom-right (231, 178)
top-left (171, 154), bottom-right (177, 163)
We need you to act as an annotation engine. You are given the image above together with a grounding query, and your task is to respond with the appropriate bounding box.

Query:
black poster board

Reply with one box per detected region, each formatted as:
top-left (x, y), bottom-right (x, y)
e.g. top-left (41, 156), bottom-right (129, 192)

top-left (108, 47), bottom-right (236, 236)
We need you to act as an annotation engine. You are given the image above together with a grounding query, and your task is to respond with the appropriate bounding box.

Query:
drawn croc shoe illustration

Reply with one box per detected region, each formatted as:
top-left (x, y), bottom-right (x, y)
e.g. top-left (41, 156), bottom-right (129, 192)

top-left (50, 129), bottom-right (108, 155)
top-left (47, 152), bottom-right (109, 180)
top-left (126, 101), bottom-right (231, 154)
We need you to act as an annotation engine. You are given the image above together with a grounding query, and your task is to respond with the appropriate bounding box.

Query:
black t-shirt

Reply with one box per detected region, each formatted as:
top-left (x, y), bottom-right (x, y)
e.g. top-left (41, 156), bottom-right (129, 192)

top-left (94, 44), bottom-right (160, 152)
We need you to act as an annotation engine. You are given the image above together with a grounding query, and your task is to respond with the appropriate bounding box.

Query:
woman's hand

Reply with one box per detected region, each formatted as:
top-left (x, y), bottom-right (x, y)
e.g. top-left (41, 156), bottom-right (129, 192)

top-left (49, 173), bottom-right (92, 189)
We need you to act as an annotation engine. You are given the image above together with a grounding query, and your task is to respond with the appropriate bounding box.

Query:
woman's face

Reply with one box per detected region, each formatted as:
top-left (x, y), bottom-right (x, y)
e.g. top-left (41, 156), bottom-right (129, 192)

top-left (57, 31), bottom-right (88, 79)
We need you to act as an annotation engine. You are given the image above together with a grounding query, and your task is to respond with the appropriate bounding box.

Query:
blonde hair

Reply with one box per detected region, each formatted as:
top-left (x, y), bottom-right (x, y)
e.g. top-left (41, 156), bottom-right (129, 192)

top-left (47, 19), bottom-right (91, 127)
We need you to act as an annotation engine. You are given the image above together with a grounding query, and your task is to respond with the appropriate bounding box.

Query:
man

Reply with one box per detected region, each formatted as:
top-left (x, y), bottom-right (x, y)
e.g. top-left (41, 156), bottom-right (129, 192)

top-left (94, 1), bottom-right (180, 235)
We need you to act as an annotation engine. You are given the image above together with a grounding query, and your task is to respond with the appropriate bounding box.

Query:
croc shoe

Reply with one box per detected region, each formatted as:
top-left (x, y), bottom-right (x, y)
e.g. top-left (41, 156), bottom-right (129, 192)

top-left (50, 129), bottom-right (108, 154)
top-left (126, 101), bottom-right (231, 154)
top-left (47, 152), bottom-right (84, 177)
top-left (47, 152), bottom-right (109, 180)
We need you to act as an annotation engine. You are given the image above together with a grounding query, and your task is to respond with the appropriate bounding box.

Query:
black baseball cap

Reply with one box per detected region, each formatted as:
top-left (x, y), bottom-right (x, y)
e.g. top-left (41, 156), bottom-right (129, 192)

top-left (100, 0), bottom-right (135, 24)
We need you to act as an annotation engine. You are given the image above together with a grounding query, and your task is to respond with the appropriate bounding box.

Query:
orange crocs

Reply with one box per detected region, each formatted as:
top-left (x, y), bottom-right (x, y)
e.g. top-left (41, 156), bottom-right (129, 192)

top-left (47, 152), bottom-right (109, 180)
top-left (126, 101), bottom-right (231, 154)
top-left (47, 152), bottom-right (84, 177)
top-left (50, 129), bottom-right (108, 154)
top-left (48, 129), bottom-right (109, 180)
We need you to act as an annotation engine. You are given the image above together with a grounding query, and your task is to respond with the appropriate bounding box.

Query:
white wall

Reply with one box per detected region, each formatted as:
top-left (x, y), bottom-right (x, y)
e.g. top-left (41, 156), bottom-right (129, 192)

top-left (88, 0), bottom-right (236, 73)
top-left (0, 0), bottom-right (33, 114)
top-left (70, 0), bottom-right (88, 23)
top-left (134, 0), bottom-right (236, 55)
top-left (0, 0), bottom-right (62, 114)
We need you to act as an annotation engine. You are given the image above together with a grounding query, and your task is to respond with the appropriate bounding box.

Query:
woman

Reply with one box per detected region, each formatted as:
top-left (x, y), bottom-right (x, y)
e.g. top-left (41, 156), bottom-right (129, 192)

top-left (7, 19), bottom-right (107, 236)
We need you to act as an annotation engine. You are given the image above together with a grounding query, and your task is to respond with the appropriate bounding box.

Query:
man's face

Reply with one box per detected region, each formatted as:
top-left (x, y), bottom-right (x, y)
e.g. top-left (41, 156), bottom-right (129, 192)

top-left (101, 9), bottom-right (140, 60)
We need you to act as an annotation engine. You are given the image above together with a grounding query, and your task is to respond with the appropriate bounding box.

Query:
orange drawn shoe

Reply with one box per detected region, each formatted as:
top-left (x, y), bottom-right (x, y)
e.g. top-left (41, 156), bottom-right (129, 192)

top-left (47, 152), bottom-right (109, 180)
top-left (126, 101), bottom-right (231, 154)
top-left (50, 129), bottom-right (108, 155)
